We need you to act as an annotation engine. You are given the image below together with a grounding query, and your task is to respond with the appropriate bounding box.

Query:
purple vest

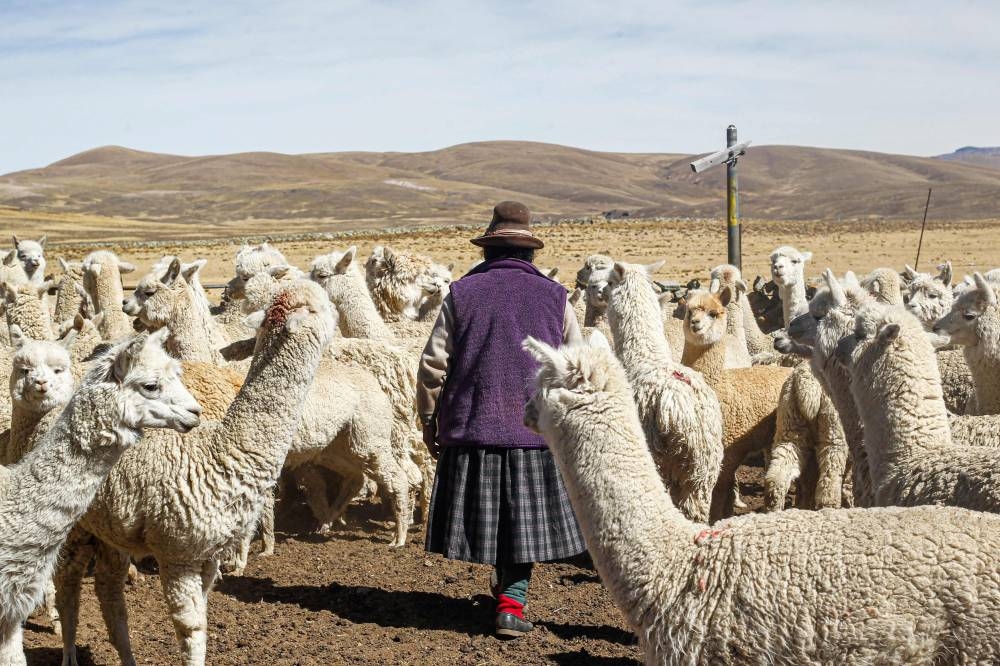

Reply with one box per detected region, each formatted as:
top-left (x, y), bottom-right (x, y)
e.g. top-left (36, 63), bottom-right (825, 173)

top-left (437, 258), bottom-right (566, 449)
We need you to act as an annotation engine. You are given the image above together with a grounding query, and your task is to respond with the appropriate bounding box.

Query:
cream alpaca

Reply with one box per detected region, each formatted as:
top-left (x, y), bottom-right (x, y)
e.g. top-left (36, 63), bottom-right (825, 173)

top-left (524, 335), bottom-right (1000, 666)
top-left (81, 250), bottom-right (137, 340)
top-left (710, 264), bottom-right (774, 358)
top-left (53, 258), bottom-right (85, 326)
top-left (860, 267), bottom-right (904, 305)
top-left (11, 235), bottom-right (46, 286)
top-left (4, 281), bottom-right (56, 341)
top-left (57, 282), bottom-right (333, 666)
top-left (365, 245), bottom-right (443, 321)
top-left (768, 245), bottom-right (812, 325)
top-left (840, 302), bottom-right (1000, 511)
top-left (605, 261), bottom-right (723, 523)
top-left (1, 330), bottom-right (201, 666)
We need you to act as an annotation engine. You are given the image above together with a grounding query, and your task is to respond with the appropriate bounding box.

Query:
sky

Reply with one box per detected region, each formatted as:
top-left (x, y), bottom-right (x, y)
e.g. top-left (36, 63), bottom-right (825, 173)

top-left (0, 0), bottom-right (997, 175)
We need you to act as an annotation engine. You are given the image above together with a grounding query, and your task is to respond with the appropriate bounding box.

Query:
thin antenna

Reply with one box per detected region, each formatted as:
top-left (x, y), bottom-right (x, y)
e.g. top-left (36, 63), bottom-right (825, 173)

top-left (914, 188), bottom-right (932, 270)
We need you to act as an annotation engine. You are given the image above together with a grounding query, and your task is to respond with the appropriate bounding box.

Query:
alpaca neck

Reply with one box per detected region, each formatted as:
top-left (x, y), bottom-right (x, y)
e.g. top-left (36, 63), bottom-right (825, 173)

top-left (548, 399), bottom-right (696, 632)
top-left (7, 298), bottom-right (53, 341)
top-left (681, 338), bottom-right (725, 386)
top-left (854, 344), bottom-right (953, 487)
top-left (334, 275), bottom-right (395, 341)
top-left (166, 290), bottom-right (223, 363)
top-left (0, 386), bottom-right (134, 604)
top-left (53, 277), bottom-right (83, 324)
top-left (609, 279), bottom-right (673, 372)
top-left (725, 302), bottom-right (749, 351)
top-left (584, 303), bottom-right (607, 327)
top-left (738, 293), bottom-right (771, 352)
top-left (95, 279), bottom-right (131, 339)
top-left (964, 343), bottom-right (1000, 414)
top-left (213, 322), bottom-right (329, 497)
top-left (778, 281), bottom-right (808, 328)
top-left (6, 403), bottom-right (48, 465)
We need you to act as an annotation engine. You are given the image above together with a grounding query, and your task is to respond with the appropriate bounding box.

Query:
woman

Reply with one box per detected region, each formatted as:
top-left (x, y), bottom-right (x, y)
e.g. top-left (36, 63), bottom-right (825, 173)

top-left (417, 201), bottom-right (585, 638)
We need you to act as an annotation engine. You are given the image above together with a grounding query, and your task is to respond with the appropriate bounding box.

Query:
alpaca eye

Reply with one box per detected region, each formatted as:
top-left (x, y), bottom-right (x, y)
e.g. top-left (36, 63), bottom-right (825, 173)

top-left (928, 293), bottom-right (938, 299)
top-left (902, 295), bottom-right (910, 304)
top-left (964, 313), bottom-right (976, 321)
top-left (143, 382), bottom-right (160, 392)
top-left (54, 368), bottom-right (64, 374)
top-left (144, 290), bottom-right (156, 298)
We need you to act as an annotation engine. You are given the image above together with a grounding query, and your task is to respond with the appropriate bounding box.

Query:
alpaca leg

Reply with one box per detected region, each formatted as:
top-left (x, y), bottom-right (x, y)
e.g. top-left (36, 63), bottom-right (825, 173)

top-left (44, 578), bottom-right (61, 637)
top-left (321, 468), bottom-right (366, 529)
top-left (365, 452), bottom-right (413, 547)
top-left (94, 543), bottom-right (137, 666)
top-left (159, 561), bottom-right (210, 666)
top-left (814, 411), bottom-right (849, 509)
top-left (796, 452), bottom-right (819, 510)
top-left (259, 490), bottom-right (276, 557)
top-left (225, 536), bottom-right (250, 577)
top-left (294, 465), bottom-right (338, 531)
top-left (200, 560), bottom-right (219, 601)
top-left (764, 437), bottom-right (805, 512)
top-left (709, 453), bottom-right (742, 523)
top-left (56, 529), bottom-right (96, 666)
top-left (0, 621), bottom-right (26, 666)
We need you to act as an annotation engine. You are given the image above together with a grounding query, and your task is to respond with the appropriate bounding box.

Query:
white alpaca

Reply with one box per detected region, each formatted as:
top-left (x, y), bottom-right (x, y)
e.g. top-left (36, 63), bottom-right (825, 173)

top-left (4, 281), bottom-right (56, 341)
top-left (81, 251), bottom-right (137, 340)
top-left (840, 302), bottom-right (1000, 511)
top-left (57, 282), bottom-right (333, 666)
top-left (860, 267), bottom-right (904, 305)
top-left (605, 261), bottom-right (723, 522)
top-left (523, 334), bottom-right (1000, 666)
top-left (710, 264), bottom-right (777, 360)
top-left (365, 246), bottom-right (446, 322)
top-left (11, 236), bottom-right (46, 286)
top-left (768, 245), bottom-right (812, 325)
top-left (53, 258), bottom-right (86, 326)
top-left (1, 329), bottom-right (201, 666)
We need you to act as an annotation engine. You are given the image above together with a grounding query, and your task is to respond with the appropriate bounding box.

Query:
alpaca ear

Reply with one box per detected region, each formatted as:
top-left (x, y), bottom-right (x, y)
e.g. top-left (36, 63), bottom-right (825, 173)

top-left (823, 269), bottom-right (846, 307)
top-left (645, 260), bottom-right (666, 275)
top-left (568, 288), bottom-right (582, 306)
top-left (522, 336), bottom-right (565, 374)
top-left (112, 333), bottom-right (150, 383)
top-left (587, 329), bottom-right (611, 351)
top-left (611, 262), bottom-right (627, 282)
top-left (844, 271), bottom-right (860, 287)
top-left (243, 311), bottom-right (266, 331)
top-left (9, 325), bottom-right (26, 350)
top-left (74, 312), bottom-right (85, 330)
top-left (801, 251), bottom-right (813, 263)
top-left (718, 286), bottom-right (733, 307)
top-left (147, 327), bottom-right (170, 348)
top-left (335, 247), bottom-right (356, 274)
top-left (269, 265), bottom-right (292, 280)
top-left (58, 257), bottom-right (70, 273)
top-left (708, 277), bottom-right (721, 294)
top-left (546, 267), bottom-right (559, 279)
top-left (59, 327), bottom-right (79, 351)
top-left (38, 236), bottom-right (46, 248)
top-left (973, 272), bottom-right (997, 306)
top-left (877, 323), bottom-right (901, 344)
top-left (937, 262), bottom-right (953, 287)
top-left (86, 261), bottom-right (103, 276)
top-left (868, 279), bottom-right (882, 295)
top-left (902, 264), bottom-right (919, 281)
top-left (3, 250), bottom-right (17, 267)
top-left (182, 259), bottom-right (207, 281)
top-left (284, 306), bottom-right (312, 333)
top-left (161, 258), bottom-right (182, 286)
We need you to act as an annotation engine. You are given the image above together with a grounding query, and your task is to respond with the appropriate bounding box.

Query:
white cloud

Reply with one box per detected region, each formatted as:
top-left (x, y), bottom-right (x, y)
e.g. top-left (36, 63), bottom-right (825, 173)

top-left (0, 0), bottom-right (998, 174)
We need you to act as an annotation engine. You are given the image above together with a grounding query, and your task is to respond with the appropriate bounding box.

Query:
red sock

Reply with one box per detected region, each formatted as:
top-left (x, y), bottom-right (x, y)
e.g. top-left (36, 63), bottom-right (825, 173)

top-left (496, 594), bottom-right (525, 619)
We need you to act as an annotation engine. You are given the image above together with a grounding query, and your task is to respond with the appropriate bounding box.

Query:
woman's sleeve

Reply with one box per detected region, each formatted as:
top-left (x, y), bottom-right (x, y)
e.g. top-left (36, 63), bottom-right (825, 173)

top-left (416, 293), bottom-right (454, 426)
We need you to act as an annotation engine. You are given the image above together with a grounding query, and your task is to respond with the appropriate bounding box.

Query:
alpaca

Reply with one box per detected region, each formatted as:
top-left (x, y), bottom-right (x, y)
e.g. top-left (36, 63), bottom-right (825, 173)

top-left (839, 302), bottom-right (1000, 511)
top-left (81, 251), bottom-right (137, 340)
top-left (768, 245), bottom-right (812, 325)
top-left (0, 251), bottom-right (27, 294)
top-left (711, 264), bottom-right (774, 357)
top-left (523, 334), bottom-right (1000, 666)
top-left (414, 260), bottom-right (453, 321)
top-left (934, 272), bottom-right (1000, 415)
top-left (860, 267), bottom-right (903, 305)
top-left (52, 258), bottom-right (85, 325)
top-left (310, 247), bottom-right (394, 341)
top-left (680, 287), bottom-right (795, 520)
top-left (11, 235), bottom-right (46, 286)
top-left (3, 281), bottom-right (56, 341)
top-left (1, 329), bottom-right (201, 666)
top-left (605, 261), bottom-right (723, 523)
top-left (365, 246), bottom-right (442, 321)
top-left (57, 281), bottom-right (334, 666)
top-left (705, 266), bottom-right (754, 367)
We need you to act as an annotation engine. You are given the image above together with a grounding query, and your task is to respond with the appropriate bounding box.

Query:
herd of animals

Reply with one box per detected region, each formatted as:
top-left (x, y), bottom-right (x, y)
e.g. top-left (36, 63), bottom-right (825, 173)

top-left (0, 232), bottom-right (998, 665)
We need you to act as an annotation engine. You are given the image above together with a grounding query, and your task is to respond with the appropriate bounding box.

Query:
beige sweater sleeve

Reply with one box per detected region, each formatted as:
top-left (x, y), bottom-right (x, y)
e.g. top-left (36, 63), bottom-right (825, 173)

top-left (415, 292), bottom-right (582, 426)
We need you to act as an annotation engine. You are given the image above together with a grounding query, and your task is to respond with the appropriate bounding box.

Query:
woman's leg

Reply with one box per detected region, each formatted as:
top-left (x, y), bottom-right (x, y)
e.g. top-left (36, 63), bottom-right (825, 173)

top-left (495, 562), bottom-right (534, 638)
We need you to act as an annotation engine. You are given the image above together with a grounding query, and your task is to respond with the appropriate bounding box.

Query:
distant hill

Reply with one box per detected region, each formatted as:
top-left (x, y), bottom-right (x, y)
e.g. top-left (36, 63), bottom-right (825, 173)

top-left (934, 146), bottom-right (1000, 170)
top-left (2, 141), bottom-right (1000, 240)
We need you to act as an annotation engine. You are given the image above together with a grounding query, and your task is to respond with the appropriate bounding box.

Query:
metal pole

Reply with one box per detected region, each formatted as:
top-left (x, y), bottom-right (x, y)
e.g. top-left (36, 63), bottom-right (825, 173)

top-left (914, 187), bottom-right (932, 270)
top-left (726, 125), bottom-right (741, 270)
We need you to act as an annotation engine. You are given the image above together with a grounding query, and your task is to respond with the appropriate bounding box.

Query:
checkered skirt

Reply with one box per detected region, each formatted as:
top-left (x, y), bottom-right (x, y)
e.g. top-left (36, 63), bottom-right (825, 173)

top-left (425, 446), bottom-right (586, 565)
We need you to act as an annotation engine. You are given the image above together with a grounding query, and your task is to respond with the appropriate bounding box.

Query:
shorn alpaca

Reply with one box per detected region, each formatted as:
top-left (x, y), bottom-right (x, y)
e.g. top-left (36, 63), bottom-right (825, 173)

top-left (57, 281), bottom-right (334, 666)
top-left (523, 334), bottom-right (1000, 666)
top-left (840, 302), bottom-right (1000, 511)
top-left (0, 329), bottom-right (201, 666)
top-left (605, 261), bottom-right (723, 523)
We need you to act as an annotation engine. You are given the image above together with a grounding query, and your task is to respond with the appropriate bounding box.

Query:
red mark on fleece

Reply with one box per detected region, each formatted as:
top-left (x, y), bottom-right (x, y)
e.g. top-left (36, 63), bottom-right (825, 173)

top-left (698, 577), bottom-right (707, 593)
top-left (672, 370), bottom-right (692, 386)
top-left (265, 290), bottom-right (295, 328)
top-left (694, 528), bottom-right (725, 545)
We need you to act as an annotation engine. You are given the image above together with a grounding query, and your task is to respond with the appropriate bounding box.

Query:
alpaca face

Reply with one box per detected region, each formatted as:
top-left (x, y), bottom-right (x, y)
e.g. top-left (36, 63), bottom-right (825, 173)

top-left (575, 254), bottom-right (614, 289)
top-left (585, 272), bottom-right (611, 312)
top-left (836, 305), bottom-right (918, 382)
top-left (769, 246), bottom-right (811, 288)
top-left (417, 262), bottom-right (453, 311)
top-left (14, 236), bottom-right (46, 279)
top-left (933, 276), bottom-right (997, 347)
top-left (124, 269), bottom-right (185, 328)
top-left (10, 334), bottom-right (74, 414)
top-left (793, 273), bottom-right (873, 362)
top-left (902, 265), bottom-right (953, 329)
top-left (234, 242), bottom-right (287, 284)
top-left (683, 290), bottom-right (728, 347)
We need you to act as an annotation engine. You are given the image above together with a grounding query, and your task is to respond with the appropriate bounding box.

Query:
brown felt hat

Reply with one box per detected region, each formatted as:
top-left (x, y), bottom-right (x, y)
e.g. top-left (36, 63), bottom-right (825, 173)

top-left (470, 201), bottom-right (544, 249)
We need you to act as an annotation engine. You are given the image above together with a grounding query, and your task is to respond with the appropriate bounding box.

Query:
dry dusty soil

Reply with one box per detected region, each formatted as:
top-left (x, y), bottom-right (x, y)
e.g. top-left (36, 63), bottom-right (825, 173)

top-left (17, 216), bottom-right (1000, 665)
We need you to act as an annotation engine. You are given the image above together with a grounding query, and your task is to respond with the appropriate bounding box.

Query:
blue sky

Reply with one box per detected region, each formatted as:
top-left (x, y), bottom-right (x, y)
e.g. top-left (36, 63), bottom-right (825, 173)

top-left (1, 0), bottom-right (997, 174)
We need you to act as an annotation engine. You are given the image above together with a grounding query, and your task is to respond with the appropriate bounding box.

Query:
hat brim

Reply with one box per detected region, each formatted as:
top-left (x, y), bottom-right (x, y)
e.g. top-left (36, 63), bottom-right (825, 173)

top-left (470, 234), bottom-right (544, 250)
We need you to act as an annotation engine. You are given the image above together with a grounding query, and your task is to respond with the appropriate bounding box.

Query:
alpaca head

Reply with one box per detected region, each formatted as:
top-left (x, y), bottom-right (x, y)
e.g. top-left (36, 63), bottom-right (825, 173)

top-left (769, 246), bottom-right (811, 288)
top-left (788, 269), bottom-right (871, 361)
top-left (933, 272), bottom-right (999, 349)
top-left (901, 263), bottom-right (953, 328)
top-left (82, 250), bottom-right (136, 305)
top-left (238, 264), bottom-right (305, 315)
top-left (365, 245), bottom-right (389, 287)
top-left (417, 261), bottom-right (453, 307)
top-left (13, 235), bottom-right (46, 279)
top-left (835, 304), bottom-right (929, 386)
top-left (123, 257), bottom-right (188, 328)
top-left (9, 326), bottom-right (74, 415)
top-left (243, 279), bottom-right (338, 349)
top-left (575, 254), bottom-right (614, 289)
top-left (709, 264), bottom-right (749, 294)
top-left (3, 280), bottom-right (57, 337)
top-left (85, 328), bottom-right (202, 437)
top-left (683, 287), bottom-right (731, 348)
top-left (234, 242), bottom-right (287, 282)
top-left (311, 246), bottom-right (361, 280)
top-left (522, 331), bottom-right (625, 437)
top-left (860, 267), bottom-right (903, 305)
top-left (606, 260), bottom-right (666, 322)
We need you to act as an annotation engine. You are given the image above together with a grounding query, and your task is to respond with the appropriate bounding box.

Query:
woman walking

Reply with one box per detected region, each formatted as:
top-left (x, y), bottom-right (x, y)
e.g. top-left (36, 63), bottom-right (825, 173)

top-left (417, 201), bottom-right (585, 638)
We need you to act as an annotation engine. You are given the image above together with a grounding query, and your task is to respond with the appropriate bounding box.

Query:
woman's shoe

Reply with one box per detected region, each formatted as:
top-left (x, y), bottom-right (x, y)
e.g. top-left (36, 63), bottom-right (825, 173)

top-left (495, 612), bottom-right (534, 638)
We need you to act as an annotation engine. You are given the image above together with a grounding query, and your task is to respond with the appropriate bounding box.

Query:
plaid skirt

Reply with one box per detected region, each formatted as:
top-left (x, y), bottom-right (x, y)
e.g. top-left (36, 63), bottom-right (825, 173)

top-left (425, 446), bottom-right (586, 565)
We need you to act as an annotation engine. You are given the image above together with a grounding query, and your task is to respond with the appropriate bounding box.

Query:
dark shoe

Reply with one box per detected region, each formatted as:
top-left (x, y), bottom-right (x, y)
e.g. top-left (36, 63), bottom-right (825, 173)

top-left (495, 612), bottom-right (533, 638)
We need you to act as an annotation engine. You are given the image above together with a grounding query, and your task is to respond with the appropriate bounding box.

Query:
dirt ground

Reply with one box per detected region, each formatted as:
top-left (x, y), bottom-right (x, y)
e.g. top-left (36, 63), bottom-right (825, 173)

top-left (18, 216), bottom-right (998, 664)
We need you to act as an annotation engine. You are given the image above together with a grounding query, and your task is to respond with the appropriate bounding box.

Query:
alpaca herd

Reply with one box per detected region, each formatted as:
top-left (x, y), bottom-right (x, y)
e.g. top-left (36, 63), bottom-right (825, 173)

top-left (0, 230), bottom-right (999, 664)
